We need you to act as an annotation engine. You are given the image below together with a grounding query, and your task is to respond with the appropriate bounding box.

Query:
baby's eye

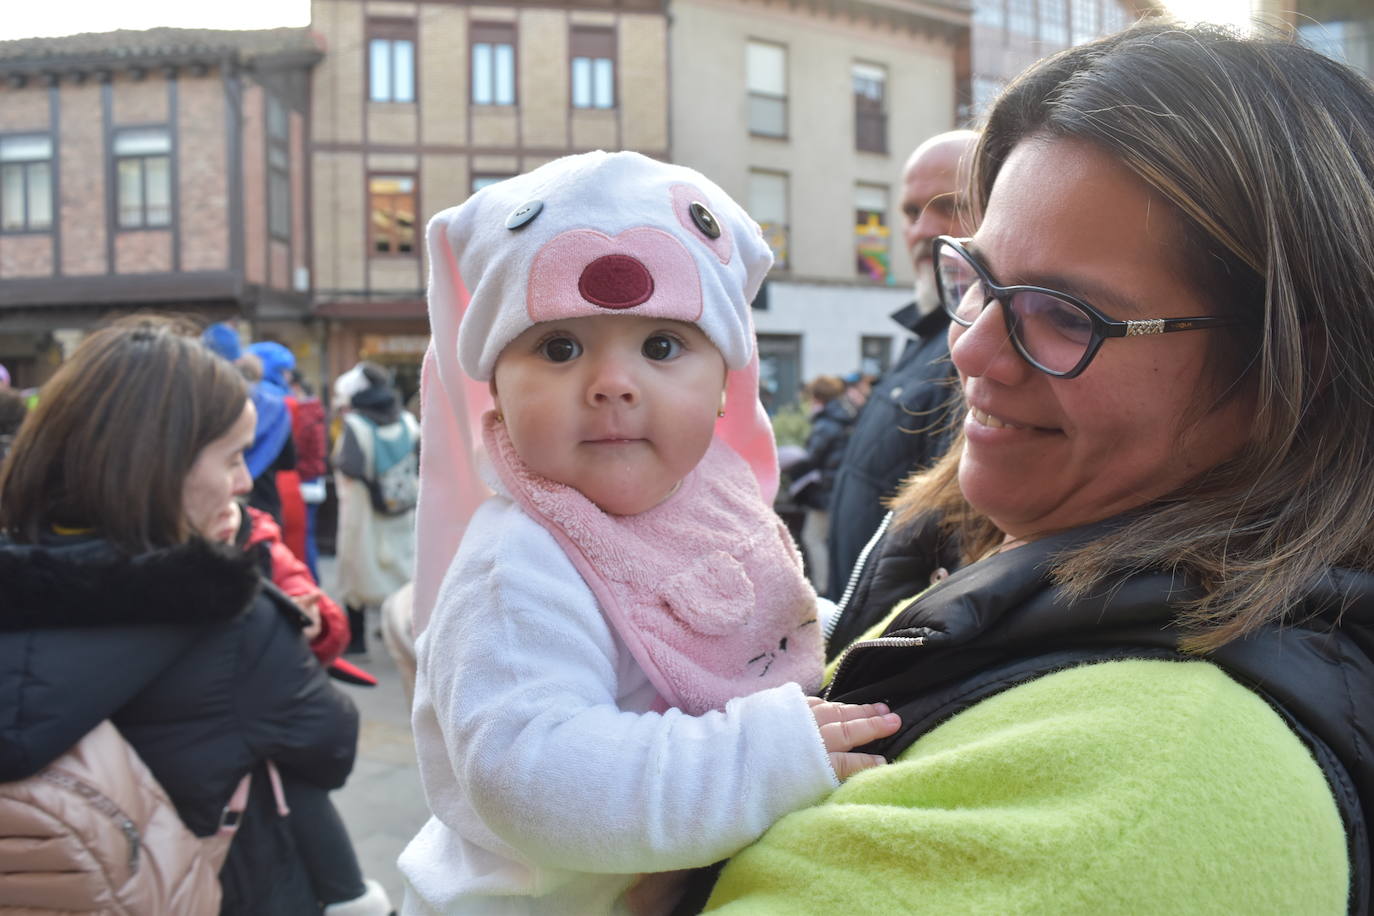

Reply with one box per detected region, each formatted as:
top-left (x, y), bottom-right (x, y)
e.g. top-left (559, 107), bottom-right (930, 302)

top-left (642, 334), bottom-right (682, 361)
top-left (539, 336), bottom-right (581, 362)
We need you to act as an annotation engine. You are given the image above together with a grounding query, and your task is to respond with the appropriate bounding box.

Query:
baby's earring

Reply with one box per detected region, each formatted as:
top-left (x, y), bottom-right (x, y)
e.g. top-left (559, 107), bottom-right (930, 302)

top-left (494, 409), bottom-right (504, 423)
top-left (717, 392), bottom-right (726, 418)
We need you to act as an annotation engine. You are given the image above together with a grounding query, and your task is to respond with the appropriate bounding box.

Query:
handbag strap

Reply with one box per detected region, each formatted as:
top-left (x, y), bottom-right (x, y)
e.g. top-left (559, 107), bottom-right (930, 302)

top-left (214, 760), bottom-right (290, 837)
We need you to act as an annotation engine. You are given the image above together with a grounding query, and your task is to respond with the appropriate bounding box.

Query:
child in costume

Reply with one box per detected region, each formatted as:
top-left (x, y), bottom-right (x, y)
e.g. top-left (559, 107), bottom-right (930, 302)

top-left (400, 151), bottom-right (899, 915)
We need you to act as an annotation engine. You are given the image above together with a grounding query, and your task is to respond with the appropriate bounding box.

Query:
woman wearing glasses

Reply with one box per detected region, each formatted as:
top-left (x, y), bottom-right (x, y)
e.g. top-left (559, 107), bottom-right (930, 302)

top-left (701, 22), bottom-right (1374, 914)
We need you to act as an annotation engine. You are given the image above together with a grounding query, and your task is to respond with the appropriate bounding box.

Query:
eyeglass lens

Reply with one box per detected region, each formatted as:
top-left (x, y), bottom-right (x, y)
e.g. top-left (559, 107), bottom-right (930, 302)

top-left (936, 242), bottom-right (1096, 375)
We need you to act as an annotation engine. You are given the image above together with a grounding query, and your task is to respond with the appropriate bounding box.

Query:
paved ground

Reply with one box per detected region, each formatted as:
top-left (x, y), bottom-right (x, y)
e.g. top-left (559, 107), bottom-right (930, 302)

top-left (319, 557), bottom-right (429, 911)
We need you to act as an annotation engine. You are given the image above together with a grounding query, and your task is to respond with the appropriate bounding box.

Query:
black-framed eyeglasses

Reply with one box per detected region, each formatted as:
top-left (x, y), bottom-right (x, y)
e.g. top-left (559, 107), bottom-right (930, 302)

top-left (934, 236), bottom-right (1237, 379)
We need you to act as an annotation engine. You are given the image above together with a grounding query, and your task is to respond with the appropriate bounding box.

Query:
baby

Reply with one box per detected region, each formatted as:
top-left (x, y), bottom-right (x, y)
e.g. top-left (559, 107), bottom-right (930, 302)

top-left (400, 151), bottom-right (898, 915)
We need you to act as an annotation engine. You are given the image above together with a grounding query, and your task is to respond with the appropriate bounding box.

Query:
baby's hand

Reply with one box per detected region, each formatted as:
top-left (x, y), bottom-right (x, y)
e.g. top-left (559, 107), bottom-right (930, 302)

top-left (294, 590), bottom-right (324, 641)
top-left (807, 696), bottom-right (901, 780)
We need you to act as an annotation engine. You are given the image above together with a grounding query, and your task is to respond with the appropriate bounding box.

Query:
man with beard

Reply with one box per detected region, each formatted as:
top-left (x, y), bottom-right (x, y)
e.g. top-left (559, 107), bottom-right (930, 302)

top-left (824, 130), bottom-right (977, 603)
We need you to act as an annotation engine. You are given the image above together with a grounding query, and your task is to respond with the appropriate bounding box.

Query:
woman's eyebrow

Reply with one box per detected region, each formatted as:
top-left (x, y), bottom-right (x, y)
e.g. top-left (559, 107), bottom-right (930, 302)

top-left (1021, 272), bottom-right (1152, 319)
top-left (967, 242), bottom-right (1151, 319)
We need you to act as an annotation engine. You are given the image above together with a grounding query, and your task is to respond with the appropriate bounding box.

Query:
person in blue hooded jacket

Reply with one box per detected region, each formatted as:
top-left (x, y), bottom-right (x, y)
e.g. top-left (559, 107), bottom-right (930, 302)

top-left (200, 324), bottom-right (296, 524)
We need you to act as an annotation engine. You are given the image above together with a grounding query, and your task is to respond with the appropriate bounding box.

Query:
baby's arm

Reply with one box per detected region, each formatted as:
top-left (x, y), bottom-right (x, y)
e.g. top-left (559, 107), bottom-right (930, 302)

top-left (417, 505), bottom-right (895, 876)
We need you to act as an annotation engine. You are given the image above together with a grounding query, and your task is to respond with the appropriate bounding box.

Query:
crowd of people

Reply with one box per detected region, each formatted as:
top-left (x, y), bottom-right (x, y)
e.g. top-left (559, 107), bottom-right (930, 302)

top-left (0, 321), bottom-right (416, 915)
top-left (2, 18), bottom-right (1373, 916)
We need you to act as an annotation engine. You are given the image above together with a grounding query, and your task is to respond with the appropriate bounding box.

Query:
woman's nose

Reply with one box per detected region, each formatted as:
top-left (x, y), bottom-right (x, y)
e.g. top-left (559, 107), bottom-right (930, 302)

top-left (948, 298), bottom-right (1031, 385)
top-left (232, 461), bottom-right (253, 496)
top-left (586, 354), bottom-right (640, 407)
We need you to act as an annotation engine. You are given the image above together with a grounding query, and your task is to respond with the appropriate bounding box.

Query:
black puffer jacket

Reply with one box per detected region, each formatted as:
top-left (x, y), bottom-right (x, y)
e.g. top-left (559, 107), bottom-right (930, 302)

top-left (824, 518), bottom-right (1374, 912)
top-left (825, 304), bottom-right (959, 598)
top-left (0, 535), bottom-right (359, 915)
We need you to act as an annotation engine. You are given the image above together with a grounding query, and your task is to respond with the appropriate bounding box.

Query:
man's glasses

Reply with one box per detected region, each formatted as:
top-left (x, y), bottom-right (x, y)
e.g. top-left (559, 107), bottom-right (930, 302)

top-left (934, 236), bottom-right (1236, 379)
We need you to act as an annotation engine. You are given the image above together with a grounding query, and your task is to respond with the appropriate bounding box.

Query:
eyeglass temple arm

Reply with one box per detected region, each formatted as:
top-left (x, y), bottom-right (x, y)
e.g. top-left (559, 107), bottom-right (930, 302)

top-left (1106, 315), bottom-right (1237, 338)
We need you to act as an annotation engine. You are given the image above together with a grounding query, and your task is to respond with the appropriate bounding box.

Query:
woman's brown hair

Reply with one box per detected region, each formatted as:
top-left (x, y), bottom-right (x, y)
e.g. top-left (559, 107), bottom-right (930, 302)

top-left (890, 22), bottom-right (1374, 650)
top-left (0, 314), bottom-right (249, 552)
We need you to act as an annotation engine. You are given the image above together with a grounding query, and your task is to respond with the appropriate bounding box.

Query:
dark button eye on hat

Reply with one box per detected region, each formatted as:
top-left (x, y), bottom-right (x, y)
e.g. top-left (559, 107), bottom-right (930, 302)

top-left (506, 200), bottom-right (544, 230)
top-left (689, 201), bottom-right (721, 239)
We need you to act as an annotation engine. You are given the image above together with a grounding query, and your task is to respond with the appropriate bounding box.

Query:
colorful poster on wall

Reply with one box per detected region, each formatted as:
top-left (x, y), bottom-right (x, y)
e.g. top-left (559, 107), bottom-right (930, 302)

top-left (758, 221), bottom-right (790, 270)
top-left (855, 209), bottom-right (890, 284)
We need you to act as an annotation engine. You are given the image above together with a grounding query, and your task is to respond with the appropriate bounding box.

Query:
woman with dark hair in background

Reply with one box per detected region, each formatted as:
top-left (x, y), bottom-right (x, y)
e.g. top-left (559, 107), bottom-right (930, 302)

top-left (0, 316), bottom-right (359, 915)
top-left (700, 23), bottom-right (1374, 913)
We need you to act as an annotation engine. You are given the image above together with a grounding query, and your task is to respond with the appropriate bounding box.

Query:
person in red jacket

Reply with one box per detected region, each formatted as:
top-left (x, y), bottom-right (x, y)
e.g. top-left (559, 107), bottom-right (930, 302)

top-left (289, 370), bottom-right (329, 579)
top-left (233, 502), bottom-right (349, 664)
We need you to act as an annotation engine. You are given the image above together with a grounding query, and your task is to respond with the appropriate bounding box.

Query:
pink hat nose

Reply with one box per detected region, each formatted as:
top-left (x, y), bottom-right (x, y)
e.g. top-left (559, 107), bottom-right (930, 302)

top-left (578, 254), bottom-right (655, 309)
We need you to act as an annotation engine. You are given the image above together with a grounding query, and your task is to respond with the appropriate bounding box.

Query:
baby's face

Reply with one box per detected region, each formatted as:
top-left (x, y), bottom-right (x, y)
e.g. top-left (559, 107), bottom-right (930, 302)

top-left (492, 315), bottom-right (727, 515)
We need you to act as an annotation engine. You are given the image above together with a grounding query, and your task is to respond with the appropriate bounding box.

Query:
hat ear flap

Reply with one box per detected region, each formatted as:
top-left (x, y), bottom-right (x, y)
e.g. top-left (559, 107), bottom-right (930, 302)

top-left (412, 211), bottom-right (494, 636)
top-left (717, 351), bottom-right (779, 504)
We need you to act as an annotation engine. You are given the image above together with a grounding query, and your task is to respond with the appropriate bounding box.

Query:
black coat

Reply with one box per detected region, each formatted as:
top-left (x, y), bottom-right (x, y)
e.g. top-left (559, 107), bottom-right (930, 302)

top-left (825, 518), bottom-right (1374, 911)
top-left (0, 535), bottom-right (359, 915)
top-left (825, 304), bottom-right (958, 598)
top-left (796, 397), bottom-right (859, 511)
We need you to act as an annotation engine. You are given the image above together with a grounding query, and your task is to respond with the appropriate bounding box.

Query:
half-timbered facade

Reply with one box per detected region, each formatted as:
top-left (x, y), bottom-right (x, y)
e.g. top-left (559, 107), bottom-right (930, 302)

top-left (309, 0), bottom-right (670, 400)
top-left (0, 28), bottom-right (320, 388)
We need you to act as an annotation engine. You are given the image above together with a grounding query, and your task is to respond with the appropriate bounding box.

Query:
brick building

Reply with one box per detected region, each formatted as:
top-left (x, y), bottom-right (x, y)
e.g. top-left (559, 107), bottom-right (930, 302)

top-left (0, 28), bottom-right (320, 388)
top-left (308, 0), bottom-right (669, 402)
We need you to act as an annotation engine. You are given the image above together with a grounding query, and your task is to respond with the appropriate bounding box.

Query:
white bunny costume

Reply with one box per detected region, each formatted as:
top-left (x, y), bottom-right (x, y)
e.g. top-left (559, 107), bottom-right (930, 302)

top-left (400, 152), bottom-right (836, 916)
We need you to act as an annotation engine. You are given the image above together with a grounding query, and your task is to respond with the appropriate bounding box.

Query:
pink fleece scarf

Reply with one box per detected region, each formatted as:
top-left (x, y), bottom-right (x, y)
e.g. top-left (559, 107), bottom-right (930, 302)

top-left (483, 412), bottom-right (822, 715)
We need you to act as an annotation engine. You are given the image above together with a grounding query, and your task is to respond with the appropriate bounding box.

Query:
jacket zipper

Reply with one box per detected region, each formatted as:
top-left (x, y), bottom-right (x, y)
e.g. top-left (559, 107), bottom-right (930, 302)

top-left (825, 510), bottom-right (895, 644)
top-left (823, 633), bottom-right (925, 700)
top-left (40, 768), bottom-right (142, 874)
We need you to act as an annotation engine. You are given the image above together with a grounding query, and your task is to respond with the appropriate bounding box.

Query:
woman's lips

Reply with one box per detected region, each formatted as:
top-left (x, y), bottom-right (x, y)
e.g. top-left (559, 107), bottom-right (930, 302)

top-left (969, 405), bottom-right (1026, 429)
top-left (967, 405), bottom-right (1056, 433)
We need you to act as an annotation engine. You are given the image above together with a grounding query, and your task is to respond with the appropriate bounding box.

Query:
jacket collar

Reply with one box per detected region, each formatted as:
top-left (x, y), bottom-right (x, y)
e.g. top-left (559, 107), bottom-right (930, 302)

top-left (890, 300), bottom-right (950, 339)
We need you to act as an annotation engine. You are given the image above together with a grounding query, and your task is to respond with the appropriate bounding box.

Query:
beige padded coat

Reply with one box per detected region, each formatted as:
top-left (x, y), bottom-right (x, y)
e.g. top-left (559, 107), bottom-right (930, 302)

top-left (0, 720), bottom-right (224, 915)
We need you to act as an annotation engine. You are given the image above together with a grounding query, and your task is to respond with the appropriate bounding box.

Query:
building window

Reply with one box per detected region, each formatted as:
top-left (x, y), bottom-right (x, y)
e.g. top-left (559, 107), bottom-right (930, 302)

top-left (1299, 20), bottom-right (1374, 73)
top-left (370, 174), bottom-right (416, 255)
top-left (855, 183), bottom-right (890, 283)
top-left (571, 27), bottom-right (615, 109)
top-left (976, 0), bottom-right (1005, 28)
top-left (472, 23), bottom-right (517, 106)
top-left (114, 127), bottom-right (171, 229)
top-left (1008, 0), bottom-right (1035, 36)
top-left (0, 134), bottom-right (53, 232)
top-left (1071, 0), bottom-right (1101, 45)
top-left (972, 77), bottom-right (1005, 117)
top-left (1040, 0), bottom-right (1070, 45)
top-left (852, 62), bottom-right (887, 154)
top-left (746, 40), bottom-right (787, 138)
top-left (860, 336), bottom-right (892, 378)
top-left (267, 97), bottom-right (290, 240)
top-left (1103, 1), bottom-right (1130, 34)
top-left (368, 20), bottom-right (416, 103)
top-left (471, 175), bottom-right (512, 195)
top-left (748, 169), bottom-right (789, 270)
top-left (757, 334), bottom-right (802, 414)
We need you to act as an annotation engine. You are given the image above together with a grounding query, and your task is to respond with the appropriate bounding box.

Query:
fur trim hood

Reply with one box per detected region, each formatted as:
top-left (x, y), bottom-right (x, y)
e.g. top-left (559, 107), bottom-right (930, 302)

top-left (0, 536), bottom-right (267, 780)
top-left (0, 536), bottom-right (260, 632)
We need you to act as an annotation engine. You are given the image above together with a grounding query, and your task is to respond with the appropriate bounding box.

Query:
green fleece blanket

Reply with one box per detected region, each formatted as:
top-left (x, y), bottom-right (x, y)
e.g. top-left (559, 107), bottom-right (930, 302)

top-left (706, 659), bottom-right (1347, 914)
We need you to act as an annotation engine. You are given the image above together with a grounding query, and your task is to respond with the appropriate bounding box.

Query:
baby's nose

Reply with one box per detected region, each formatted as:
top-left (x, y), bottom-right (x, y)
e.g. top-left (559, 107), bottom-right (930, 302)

top-left (578, 254), bottom-right (654, 310)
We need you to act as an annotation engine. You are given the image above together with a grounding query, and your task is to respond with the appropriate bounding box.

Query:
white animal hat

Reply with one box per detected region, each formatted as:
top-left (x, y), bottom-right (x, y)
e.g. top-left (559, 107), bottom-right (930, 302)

top-left (414, 150), bottom-right (778, 634)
